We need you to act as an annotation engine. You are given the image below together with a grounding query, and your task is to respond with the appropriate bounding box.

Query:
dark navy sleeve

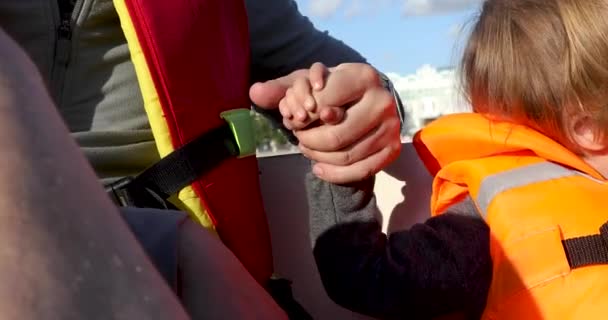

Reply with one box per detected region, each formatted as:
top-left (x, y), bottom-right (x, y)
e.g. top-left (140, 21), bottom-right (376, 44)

top-left (245, 0), bottom-right (367, 83)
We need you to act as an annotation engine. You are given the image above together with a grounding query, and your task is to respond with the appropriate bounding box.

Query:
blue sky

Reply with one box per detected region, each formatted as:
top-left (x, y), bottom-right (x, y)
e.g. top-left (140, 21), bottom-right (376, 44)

top-left (293, 0), bottom-right (483, 75)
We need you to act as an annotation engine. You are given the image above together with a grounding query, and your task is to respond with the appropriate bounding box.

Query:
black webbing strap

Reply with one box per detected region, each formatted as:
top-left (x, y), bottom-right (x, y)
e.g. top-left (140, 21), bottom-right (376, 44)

top-left (105, 123), bottom-right (239, 208)
top-left (563, 222), bottom-right (608, 269)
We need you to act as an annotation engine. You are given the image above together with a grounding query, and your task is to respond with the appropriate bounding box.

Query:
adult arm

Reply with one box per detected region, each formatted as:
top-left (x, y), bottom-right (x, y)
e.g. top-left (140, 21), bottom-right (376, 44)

top-left (245, 0), bottom-right (366, 83)
top-left (246, 3), bottom-right (403, 184)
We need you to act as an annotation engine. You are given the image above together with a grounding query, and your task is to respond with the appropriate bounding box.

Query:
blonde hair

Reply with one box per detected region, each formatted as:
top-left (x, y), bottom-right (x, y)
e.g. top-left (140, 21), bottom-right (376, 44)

top-left (461, 0), bottom-right (608, 146)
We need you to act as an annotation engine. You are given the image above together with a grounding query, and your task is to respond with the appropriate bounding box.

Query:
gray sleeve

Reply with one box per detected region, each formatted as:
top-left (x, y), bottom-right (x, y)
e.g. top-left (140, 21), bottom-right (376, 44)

top-left (245, 0), bottom-right (367, 83)
top-left (305, 167), bottom-right (381, 247)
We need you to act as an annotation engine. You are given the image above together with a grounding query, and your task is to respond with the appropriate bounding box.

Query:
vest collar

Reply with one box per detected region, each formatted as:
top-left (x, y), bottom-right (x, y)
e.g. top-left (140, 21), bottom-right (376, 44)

top-left (413, 113), bottom-right (604, 180)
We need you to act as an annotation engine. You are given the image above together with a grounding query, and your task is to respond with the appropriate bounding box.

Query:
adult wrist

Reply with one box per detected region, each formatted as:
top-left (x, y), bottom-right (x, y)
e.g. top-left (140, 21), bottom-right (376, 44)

top-left (376, 69), bottom-right (406, 130)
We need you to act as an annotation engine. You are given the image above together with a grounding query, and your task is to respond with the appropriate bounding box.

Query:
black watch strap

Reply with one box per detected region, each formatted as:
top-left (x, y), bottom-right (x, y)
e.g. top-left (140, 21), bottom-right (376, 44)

top-left (378, 71), bottom-right (407, 130)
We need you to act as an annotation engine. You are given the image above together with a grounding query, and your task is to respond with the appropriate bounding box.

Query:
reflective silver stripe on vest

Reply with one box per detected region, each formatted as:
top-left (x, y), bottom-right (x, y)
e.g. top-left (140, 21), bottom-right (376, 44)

top-left (476, 162), bottom-right (577, 217)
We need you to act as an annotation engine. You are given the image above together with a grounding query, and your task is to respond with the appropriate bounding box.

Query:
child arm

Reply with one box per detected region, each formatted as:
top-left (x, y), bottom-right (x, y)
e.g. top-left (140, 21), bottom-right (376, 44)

top-left (307, 174), bottom-right (493, 319)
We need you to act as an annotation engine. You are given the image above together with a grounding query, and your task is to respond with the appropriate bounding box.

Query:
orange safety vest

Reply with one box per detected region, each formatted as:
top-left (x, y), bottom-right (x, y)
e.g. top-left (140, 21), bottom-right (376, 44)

top-left (112, 0), bottom-right (273, 285)
top-left (414, 113), bottom-right (608, 319)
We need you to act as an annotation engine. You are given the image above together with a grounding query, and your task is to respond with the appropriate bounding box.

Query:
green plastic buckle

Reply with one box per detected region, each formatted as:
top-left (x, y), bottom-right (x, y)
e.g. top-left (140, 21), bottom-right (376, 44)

top-left (220, 108), bottom-right (256, 158)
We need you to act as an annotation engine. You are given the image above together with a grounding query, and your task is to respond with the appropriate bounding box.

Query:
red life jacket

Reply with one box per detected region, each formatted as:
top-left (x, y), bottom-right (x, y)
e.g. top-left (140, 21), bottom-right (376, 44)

top-left (113, 0), bottom-right (273, 285)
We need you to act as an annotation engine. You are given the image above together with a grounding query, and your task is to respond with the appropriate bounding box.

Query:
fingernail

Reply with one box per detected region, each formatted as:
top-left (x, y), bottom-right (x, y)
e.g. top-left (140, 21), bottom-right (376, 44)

top-left (313, 165), bottom-right (324, 176)
top-left (314, 82), bottom-right (322, 90)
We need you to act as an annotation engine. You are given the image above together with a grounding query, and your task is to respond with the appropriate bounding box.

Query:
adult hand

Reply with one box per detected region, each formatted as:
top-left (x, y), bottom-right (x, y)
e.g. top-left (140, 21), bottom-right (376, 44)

top-left (250, 63), bottom-right (402, 184)
top-left (296, 63), bottom-right (401, 183)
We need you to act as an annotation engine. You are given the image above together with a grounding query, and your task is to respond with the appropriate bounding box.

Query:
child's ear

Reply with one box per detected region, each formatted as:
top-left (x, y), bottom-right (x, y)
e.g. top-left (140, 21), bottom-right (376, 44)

top-left (569, 114), bottom-right (606, 152)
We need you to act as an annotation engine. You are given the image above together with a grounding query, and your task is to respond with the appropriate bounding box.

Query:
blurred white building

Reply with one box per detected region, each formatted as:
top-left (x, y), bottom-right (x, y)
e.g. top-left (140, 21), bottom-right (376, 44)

top-left (388, 65), bottom-right (471, 137)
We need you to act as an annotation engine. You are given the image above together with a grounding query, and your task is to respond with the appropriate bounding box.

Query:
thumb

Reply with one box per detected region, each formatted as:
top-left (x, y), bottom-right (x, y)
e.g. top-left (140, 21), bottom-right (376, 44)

top-left (249, 80), bottom-right (287, 110)
top-left (249, 69), bottom-right (307, 109)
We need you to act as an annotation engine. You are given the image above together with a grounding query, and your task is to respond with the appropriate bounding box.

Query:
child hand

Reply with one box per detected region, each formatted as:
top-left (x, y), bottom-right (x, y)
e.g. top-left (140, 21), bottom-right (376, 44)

top-left (279, 76), bottom-right (317, 130)
top-left (279, 62), bottom-right (345, 130)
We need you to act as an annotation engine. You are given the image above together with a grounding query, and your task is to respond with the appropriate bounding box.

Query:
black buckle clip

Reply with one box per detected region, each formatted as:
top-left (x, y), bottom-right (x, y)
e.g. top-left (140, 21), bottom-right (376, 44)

top-left (105, 176), bottom-right (135, 207)
top-left (105, 177), bottom-right (171, 210)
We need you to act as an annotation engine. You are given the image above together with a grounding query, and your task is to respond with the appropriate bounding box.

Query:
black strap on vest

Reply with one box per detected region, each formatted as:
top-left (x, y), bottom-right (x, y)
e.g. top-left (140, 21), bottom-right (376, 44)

top-left (563, 222), bottom-right (608, 269)
top-left (105, 123), bottom-right (239, 209)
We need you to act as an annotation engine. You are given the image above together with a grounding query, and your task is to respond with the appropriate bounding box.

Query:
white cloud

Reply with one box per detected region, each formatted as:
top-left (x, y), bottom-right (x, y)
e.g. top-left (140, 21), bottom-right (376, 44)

top-left (344, 0), bottom-right (364, 18)
top-left (306, 0), bottom-right (391, 19)
top-left (304, 0), bottom-right (479, 19)
top-left (309, 0), bottom-right (343, 19)
top-left (402, 0), bottom-right (482, 16)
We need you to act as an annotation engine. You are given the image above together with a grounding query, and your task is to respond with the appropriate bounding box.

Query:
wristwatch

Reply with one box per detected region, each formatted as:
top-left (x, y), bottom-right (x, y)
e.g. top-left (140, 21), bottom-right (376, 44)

top-left (377, 70), bottom-right (407, 130)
